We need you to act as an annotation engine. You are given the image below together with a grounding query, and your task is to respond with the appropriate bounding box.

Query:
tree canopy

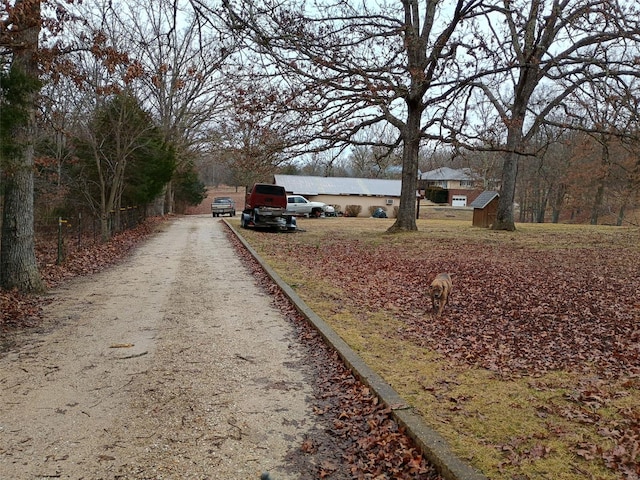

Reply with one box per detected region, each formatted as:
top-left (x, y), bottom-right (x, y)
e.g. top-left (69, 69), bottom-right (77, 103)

top-left (221, 0), bottom-right (640, 230)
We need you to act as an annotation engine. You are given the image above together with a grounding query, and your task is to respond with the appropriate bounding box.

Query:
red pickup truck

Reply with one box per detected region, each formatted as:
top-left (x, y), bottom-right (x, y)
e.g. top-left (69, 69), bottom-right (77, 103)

top-left (240, 183), bottom-right (297, 231)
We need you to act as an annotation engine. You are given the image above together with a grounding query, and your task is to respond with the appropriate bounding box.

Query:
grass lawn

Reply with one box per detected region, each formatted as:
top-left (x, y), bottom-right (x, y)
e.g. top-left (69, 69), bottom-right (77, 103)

top-left (228, 216), bottom-right (640, 480)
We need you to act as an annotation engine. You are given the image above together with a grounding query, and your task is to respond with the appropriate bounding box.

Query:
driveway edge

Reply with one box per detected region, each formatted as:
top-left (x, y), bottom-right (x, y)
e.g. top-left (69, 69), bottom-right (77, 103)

top-left (227, 222), bottom-right (487, 480)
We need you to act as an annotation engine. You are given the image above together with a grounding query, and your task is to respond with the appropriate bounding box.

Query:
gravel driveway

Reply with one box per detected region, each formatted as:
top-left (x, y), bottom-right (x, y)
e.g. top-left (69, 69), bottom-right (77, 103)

top-left (0, 216), bottom-right (324, 479)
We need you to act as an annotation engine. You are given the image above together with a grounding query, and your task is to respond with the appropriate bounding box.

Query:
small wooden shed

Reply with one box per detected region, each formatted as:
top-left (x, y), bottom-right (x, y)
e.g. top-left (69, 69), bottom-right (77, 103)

top-left (470, 191), bottom-right (499, 228)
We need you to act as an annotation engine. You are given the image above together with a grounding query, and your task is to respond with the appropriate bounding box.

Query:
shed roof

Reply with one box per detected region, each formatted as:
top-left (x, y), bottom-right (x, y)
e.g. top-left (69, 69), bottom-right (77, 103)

top-left (419, 167), bottom-right (477, 181)
top-left (470, 190), bottom-right (499, 209)
top-left (274, 174), bottom-right (403, 197)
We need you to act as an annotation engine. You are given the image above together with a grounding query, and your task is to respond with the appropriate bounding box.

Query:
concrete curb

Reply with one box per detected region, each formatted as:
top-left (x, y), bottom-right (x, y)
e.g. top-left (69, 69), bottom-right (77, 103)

top-left (227, 222), bottom-right (487, 480)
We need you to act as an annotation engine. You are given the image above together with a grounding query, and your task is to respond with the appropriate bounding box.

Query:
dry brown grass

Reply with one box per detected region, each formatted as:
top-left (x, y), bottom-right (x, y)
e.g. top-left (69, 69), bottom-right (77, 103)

top-left (229, 216), bottom-right (640, 480)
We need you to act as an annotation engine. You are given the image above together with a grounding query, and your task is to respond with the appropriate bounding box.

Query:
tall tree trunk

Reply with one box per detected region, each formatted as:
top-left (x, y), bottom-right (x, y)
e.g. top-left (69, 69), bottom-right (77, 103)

top-left (493, 111), bottom-right (528, 232)
top-left (494, 150), bottom-right (519, 231)
top-left (536, 187), bottom-right (548, 223)
top-left (620, 157), bottom-right (640, 226)
top-left (96, 149), bottom-right (110, 242)
top-left (99, 212), bottom-right (109, 243)
top-left (165, 180), bottom-right (175, 214)
top-left (590, 182), bottom-right (605, 225)
top-left (517, 186), bottom-right (527, 223)
top-left (551, 183), bottom-right (566, 224)
top-left (616, 203), bottom-right (626, 227)
top-left (387, 106), bottom-right (420, 232)
top-left (590, 139), bottom-right (610, 225)
top-left (0, 0), bottom-right (44, 293)
top-left (1, 158), bottom-right (43, 292)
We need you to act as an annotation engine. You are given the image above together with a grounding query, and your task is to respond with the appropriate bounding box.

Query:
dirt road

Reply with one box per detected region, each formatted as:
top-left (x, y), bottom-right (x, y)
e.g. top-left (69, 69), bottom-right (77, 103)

top-left (0, 216), bottom-right (323, 479)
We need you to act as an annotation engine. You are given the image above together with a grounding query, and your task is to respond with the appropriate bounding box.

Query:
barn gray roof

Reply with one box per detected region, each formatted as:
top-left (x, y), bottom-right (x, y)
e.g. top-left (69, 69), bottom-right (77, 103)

top-left (419, 167), bottom-right (477, 181)
top-left (274, 174), bottom-right (403, 197)
top-left (470, 190), bottom-right (499, 209)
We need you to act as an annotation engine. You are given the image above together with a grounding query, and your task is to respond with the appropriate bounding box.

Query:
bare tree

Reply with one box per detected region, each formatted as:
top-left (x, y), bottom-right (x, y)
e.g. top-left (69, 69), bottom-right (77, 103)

top-left (563, 73), bottom-right (640, 225)
top-left (40, 0), bottom-right (235, 219)
top-left (210, 88), bottom-right (294, 188)
top-left (1, 0), bottom-right (134, 291)
top-left (221, 0), bottom-right (490, 232)
top-left (513, 124), bottom-right (571, 223)
top-left (344, 126), bottom-right (403, 179)
top-left (460, 0), bottom-right (640, 231)
top-left (617, 115), bottom-right (640, 225)
top-left (118, 0), bottom-right (235, 213)
top-left (76, 93), bottom-right (162, 241)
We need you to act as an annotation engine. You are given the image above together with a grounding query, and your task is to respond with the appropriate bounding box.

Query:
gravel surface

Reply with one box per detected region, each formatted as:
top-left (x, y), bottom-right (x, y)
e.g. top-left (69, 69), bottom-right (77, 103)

top-left (1, 216), bottom-right (327, 479)
top-left (1, 215), bottom-right (441, 480)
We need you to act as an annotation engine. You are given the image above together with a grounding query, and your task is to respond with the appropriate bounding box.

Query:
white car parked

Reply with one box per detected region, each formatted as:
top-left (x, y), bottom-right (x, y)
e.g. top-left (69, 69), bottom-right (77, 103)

top-left (286, 195), bottom-right (335, 217)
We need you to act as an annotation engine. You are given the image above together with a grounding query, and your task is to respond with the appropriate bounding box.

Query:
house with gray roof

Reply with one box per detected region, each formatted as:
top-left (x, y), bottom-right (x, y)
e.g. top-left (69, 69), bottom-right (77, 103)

top-left (419, 167), bottom-right (479, 189)
top-left (418, 167), bottom-right (484, 207)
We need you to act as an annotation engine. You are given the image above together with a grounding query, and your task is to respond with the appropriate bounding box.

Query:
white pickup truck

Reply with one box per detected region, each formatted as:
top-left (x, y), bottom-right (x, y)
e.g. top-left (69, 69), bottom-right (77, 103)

top-left (286, 195), bottom-right (335, 217)
top-left (211, 197), bottom-right (236, 217)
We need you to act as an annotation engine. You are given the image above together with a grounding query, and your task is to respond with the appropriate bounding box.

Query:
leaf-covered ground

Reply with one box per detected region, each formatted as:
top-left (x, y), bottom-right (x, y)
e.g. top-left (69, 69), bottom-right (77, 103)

top-left (235, 218), bottom-right (640, 479)
top-left (230, 235), bottom-right (442, 479)
top-left (4, 212), bottom-right (639, 479)
top-left (249, 223), bottom-right (640, 379)
top-left (0, 217), bottom-right (166, 333)
top-left (346, 242), bottom-right (638, 379)
top-left (1, 214), bottom-right (444, 479)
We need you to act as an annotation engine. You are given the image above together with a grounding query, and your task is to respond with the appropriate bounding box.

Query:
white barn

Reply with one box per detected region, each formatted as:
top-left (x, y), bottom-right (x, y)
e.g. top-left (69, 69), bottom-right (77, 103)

top-left (273, 174), bottom-right (415, 217)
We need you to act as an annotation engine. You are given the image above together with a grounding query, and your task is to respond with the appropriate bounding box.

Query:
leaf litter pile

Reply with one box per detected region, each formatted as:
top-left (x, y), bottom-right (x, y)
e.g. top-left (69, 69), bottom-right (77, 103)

top-left (226, 225), bottom-right (442, 479)
top-left (343, 242), bottom-right (638, 378)
top-left (249, 230), bottom-right (640, 378)
top-left (234, 220), bottom-right (640, 479)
